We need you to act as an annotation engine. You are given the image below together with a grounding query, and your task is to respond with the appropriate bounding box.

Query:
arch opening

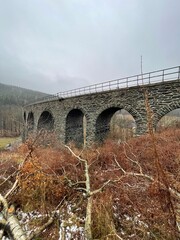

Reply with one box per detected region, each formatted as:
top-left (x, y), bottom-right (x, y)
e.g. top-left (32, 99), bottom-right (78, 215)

top-left (37, 111), bottom-right (54, 131)
top-left (65, 109), bottom-right (85, 147)
top-left (27, 112), bottom-right (34, 131)
top-left (157, 108), bottom-right (180, 132)
top-left (24, 112), bottom-right (26, 122)
top-left (96, 107), bottom-right (136, 143)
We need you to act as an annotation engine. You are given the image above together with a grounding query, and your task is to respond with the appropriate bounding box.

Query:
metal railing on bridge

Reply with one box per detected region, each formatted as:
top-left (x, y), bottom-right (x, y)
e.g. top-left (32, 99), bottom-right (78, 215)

top-left (29, 65), bottom-right (180, 105)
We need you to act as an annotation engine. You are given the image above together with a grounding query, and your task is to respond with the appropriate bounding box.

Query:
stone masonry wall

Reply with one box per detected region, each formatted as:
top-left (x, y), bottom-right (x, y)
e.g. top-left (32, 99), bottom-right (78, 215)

top-left (24, 79), bottom-right (180, 145)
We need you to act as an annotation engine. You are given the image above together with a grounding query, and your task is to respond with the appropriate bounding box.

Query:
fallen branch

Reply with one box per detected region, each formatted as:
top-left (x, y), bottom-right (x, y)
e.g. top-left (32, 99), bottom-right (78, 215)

top-left (0, 193), bottom-right (27, 240)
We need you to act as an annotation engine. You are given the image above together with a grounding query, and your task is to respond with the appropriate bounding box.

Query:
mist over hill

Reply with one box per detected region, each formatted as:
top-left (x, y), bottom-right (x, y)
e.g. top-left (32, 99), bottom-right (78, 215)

top-left (0, 82), bottom-right (49, 106)
top-left (0, 82), bottom-right (49, 137)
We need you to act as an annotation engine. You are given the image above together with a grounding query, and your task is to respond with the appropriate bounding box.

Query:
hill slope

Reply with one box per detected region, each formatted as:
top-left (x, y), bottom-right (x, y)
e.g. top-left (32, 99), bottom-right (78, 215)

top-left (0, 82), bottom-right (49, 106)
top-left (0, 82), bottom-right (49, 137)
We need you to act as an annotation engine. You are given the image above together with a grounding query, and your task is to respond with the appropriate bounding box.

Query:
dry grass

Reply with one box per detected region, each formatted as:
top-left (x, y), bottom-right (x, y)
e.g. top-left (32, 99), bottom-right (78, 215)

top-left (0, 137), bottom-right (19, 149)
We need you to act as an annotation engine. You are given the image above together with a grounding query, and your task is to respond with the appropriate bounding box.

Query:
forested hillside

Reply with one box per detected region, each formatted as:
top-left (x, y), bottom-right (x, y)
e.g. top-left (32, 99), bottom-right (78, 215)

top-left (0, 82), bottom-right (48, 136)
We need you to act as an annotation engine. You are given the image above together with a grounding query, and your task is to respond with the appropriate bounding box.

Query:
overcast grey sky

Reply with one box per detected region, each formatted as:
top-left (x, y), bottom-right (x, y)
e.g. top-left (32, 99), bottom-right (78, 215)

top-left (0, 0), bottom-right (180, 93)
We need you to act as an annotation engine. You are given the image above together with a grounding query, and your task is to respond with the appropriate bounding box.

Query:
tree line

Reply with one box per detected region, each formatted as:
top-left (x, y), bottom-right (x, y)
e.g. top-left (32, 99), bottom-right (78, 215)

top-left (0, 83), bottom-right (48, 137)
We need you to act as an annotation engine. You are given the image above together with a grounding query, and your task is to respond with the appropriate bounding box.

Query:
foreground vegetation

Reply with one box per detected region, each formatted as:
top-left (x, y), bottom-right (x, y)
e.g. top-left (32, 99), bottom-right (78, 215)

top-left (0, 128), bottom-right (179, 239)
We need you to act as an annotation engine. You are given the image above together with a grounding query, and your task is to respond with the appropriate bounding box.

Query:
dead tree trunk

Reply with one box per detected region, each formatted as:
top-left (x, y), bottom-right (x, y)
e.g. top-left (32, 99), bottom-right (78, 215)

top-left (0, 194), bottom-right (27, 240)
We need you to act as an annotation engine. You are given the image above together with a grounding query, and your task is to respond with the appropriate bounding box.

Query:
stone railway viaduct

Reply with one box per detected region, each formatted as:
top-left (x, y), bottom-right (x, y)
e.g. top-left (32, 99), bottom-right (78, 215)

top-left (23, 66), bottom-right (180, 146)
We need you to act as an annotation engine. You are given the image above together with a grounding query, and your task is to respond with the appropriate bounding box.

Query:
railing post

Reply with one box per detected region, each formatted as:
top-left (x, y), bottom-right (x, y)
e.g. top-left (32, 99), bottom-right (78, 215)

top-left (149, 73), bottom-right (151, 84)
top-left (126, 77), bottom-right (128, 87)
top-left (137, 75), bottom-right (139, 86)
top-left (162, 70), bottom-right (164, 82)
top-left (117, 79), bottom-right (119, 89)
top-left (178, 66), bottom-right (180, 80)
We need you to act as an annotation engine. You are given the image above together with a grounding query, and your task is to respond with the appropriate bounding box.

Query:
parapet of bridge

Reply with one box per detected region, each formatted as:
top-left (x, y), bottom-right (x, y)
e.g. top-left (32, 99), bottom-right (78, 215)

top-left (23, 66), bottom-right (180, 146)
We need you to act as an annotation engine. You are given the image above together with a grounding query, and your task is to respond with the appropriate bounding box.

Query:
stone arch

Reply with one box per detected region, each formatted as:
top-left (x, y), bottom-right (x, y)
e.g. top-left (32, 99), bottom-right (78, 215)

top-left (95, 105), bottom-right (138, 142)
top-left (95, 104), bottom-right (141, 123)
top-left (27, 112), bottom-right (34, 131)
top-left (154, 101), bottom-right (180, 128)
top-left (65, 108), bottom-right (85, 146)
top-left (37, 110), bottom-right (54, 131)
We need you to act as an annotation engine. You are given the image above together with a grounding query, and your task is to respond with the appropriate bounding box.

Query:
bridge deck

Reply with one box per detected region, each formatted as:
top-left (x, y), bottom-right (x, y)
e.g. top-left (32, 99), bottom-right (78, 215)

top-left (28, 65), bottom-right (180, 105)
